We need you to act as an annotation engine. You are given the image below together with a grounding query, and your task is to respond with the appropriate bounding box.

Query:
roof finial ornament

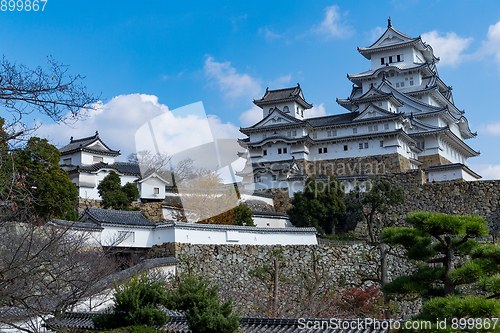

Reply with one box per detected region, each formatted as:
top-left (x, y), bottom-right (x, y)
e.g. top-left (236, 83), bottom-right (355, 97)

top-left (95, 130), bottom-right (99, 136)
top-left (266, 87), bottom-right (269, 92)
top-left (297, 82), bottom-right (300, 87)
top-left (70, 136), bottom-right (73, 142)
top-left (388, 17), bottom-right (392, 28)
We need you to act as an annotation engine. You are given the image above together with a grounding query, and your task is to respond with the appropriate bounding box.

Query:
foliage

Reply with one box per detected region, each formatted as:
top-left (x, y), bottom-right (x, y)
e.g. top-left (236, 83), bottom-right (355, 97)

top-left (93, 272), bottom-right (169, 329)
top-left (287, 176), bottom-right (345, 234)
top-left (330, 285), bottom-right (382, 318)
top-left (165, 273), bottom-right (240, 333)
top-left (381, 212), bottom-right (499, 321)
top-left (176, 169), bottom-right (239, 223)
top-left (346, 179), bottom-right (405, 243)
top-left (97, 171), bottom-right (140, 210)
top-left (233, 204), bottom-right (254, 226)
top-left (15, 137), bottom-right (78, 220)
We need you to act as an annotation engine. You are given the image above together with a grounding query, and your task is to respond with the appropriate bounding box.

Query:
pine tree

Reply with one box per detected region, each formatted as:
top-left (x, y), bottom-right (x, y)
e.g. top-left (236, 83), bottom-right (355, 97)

top-left (287, 176), bottom-right (345, 234)
top-left (381, 212), bottom-right (500, 325)
top-left (97, 170), bottom-right (140, 210)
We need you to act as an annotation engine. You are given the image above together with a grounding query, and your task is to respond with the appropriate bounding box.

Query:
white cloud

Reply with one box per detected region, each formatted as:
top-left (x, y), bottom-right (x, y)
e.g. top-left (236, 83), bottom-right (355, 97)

top-left (480, 121), bottom-right (500, 136)
top-left (306, 103), bottom-right (327, 118)
top-left (269, 74), bottom-right (292, 89)
top-left (312, 5), bottom-right (353, 39)
top-left (35, 94), bottom-right (240, 161)
top-left (239, 105), bottom-right (262, 127)
top-left (259, 27), bottom-right (283, 42)
top-left (368, 26), bottom-right (384, 43)
top-left (204, 57), bottom-right (262, 100)
top-left (469, 164), bottom-right (500, 180)
top-left (421, 31), bottom-right (472, 66)
top-left (476, 20), bottom-right (500, 67)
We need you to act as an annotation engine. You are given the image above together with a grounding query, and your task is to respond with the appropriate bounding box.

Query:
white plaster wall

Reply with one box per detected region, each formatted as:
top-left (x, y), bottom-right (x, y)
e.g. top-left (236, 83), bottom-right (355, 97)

top-left (140, 176), bottom-right (167, 199)
top-left (60, 152), bottom-right (81, 165)
top-left (100, 225), bottom-right (155, 248)
top-left (252, 215), bottom-right (292, 228)
top-left (80, 151), bottom-right (114, 165)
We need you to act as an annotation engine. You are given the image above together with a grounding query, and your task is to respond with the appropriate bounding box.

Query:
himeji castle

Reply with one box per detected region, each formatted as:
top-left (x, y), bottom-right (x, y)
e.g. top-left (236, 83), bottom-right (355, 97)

top-left (237, 19), bottom-right (481, 195)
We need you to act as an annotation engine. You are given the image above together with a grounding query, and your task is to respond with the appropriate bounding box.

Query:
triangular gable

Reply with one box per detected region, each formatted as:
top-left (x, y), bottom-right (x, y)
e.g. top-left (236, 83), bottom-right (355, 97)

top-left (357, 84), bottom-right (390, 100)
top-left (249, 108), bottom-right (303, 129)
top-left (353, 103), bottom-right (398, 121)
top-left (87, 140), bottom-right (107, 150)
top-left (377, 80), bottom-right (445, 115)
top-left (135, 171), bottom-right (171, 185)
top-left (368, 26), bottom-right (416, 49)
top-left (409, 117), bottom-right (444, 131)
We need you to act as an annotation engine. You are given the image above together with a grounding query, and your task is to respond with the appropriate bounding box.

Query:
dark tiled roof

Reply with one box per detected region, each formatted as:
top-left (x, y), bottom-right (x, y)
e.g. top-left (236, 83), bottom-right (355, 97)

top-left (78, 162), bottom-right (141, 175)
top-left (305, 112), bottom-right (358, 127)
top-left (59, 131), bottom-right (120, 157)
top-left (155, 221), bottom-right (317, 234)
top-left (46, 312), bottom-right (395, 332)
top-left (48, 219), bottom-right (103, 231)
top-left (252, 211), bottom-right (289, 218)
top-left (253, 84), bottom-right (312, 109)
top-left (240, 190), bottom-right (275, 198)
top-left (82, 207), bottom-right (155, 227)
top-left (252, 159), bottom-right (300, 173)
top-left (423, 163), bottom-right (482, 179)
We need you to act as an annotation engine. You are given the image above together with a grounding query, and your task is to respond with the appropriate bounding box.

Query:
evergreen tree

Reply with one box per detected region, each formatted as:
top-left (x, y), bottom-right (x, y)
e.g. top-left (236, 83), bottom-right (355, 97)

top-left (93, 272), bottom-right (169, 329)
top-left (165, 273), bottom-right (240, 333)
top-left (15, 137), bottom-right (78, 220)
top-left (233, 204), bottom-right (254, 226)
top-left (381, 212), bottom-right (500, 324)
top-left (97, 170), bottom-right (140, 210)
top-left (287, 176), bottom-right (345, 234)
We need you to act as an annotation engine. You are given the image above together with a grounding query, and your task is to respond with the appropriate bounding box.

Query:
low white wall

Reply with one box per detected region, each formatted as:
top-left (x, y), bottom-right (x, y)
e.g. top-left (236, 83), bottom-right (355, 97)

top-left (252, 214), bottom-right (292, 228)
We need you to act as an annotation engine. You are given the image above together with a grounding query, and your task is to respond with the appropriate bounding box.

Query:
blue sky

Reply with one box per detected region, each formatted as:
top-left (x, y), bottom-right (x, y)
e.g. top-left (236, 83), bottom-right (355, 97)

top-left (2, 0), bottom-right (500, 178)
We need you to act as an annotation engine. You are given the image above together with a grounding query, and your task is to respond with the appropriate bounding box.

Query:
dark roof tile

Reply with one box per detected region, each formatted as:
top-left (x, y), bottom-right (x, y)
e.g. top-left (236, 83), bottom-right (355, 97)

top-left (82, 207), bottom-right (155, 227)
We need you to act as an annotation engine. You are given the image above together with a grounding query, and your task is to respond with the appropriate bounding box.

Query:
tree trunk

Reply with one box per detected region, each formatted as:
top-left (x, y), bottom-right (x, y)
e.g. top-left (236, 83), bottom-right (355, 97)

top-left (273, 257), bottom-right (279, 316)
top-left (444, 235), bottom-right (455, 295)
top-left (380, 242), bottom-right (391, 319)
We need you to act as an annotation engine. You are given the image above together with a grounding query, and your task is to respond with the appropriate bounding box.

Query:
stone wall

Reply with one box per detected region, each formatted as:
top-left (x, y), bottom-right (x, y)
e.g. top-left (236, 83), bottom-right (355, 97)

top-left (148, 242), bottom-right (418, 318)
top-left (77, 198), bottom-right (164, 223)
top-left (380, 171), bottom-right (500, 231)
top-left (296, 153), bottom-right (412, 178)
top-left (418, 154), bottom-right (452, 168)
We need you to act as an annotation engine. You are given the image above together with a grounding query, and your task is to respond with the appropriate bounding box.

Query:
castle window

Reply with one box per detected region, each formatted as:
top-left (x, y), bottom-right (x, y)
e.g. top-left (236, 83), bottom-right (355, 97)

top-left (63, 158), bottom-right (72, 165)
top-left (119, 231), bottom-right (135, 243)
top-left (283, 147), bottom-right (287, 154)
top-left (374, 124), bottom-right (378, 131)
top-left (400, 82), bottom-right (405, 87)
top-left (278, 148), bottom-right (282, 154)
top-left (154, 187), bottom-right (160, 195)
top-left (380, 140), bottom-right (384, 147)
top-left (327, 129), bottom-right (337, 137)
top-left (283, 106), bottom-right (289, 113)
top-left (287, 131), bottom-right (291, 137)
top-left (384, 123), bottom-right (389, 130)
top-left (254, 176), bottom-right (262, 183)
top-left (301, 110), bottom-right (303, 117)
top-left (312, 133), bottom-right (317, 139)
top-left (397, 54), bottom-right (401, 62)
top-left (417, 141), bottom-right (425, 150)
top-left (359, 143), bottom-right (363, 149)
top-left (364, 142), bottom-right (369, 149)
top-left (93, 156), bottom-right (103, 163)
top-left (296, 107), bottom-right (299, 114)
top-left (272, 175), bottom-right (278, 181)
top-left (292, 130), bottom-right (297, 136)
top-left (324, 147), bottom-right (328, 153)
top-left (381, 58), bottom-right (385, 65)
top-left (344, 145), bottom-right (348, 151)
top-left (318, 148), bottom-right (323, 154)
top-left (389, 56), bottom-right (393, 63)
top-left (353, 128), bottom-right (357, 134)
top-left (396, 82), bottom-right (400, 88)
top-left (263, 149), bottom-right (267, 156)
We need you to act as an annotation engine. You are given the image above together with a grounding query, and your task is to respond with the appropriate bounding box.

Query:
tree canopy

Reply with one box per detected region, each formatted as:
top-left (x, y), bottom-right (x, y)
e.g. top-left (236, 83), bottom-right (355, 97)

top-left (381, 212), bottom-right (499, 323)
top-left (97, 170), bottom-right (140, 210)
top-left (287, 176), bottom-right (345, 234)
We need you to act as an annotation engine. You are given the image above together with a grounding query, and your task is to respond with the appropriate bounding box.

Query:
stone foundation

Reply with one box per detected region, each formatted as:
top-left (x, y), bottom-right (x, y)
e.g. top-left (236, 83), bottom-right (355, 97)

top-left (296, 153), bottom-right (412, 178)
top-left (77, 198), bottom-right (164, 223)
top-left (418, 154), bottom-right (452, 168)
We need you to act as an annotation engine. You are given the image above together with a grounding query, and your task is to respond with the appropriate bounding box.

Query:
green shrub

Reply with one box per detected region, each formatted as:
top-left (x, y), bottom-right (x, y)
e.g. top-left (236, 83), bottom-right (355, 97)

top-left (93, 272), bottom-right (168, 329)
